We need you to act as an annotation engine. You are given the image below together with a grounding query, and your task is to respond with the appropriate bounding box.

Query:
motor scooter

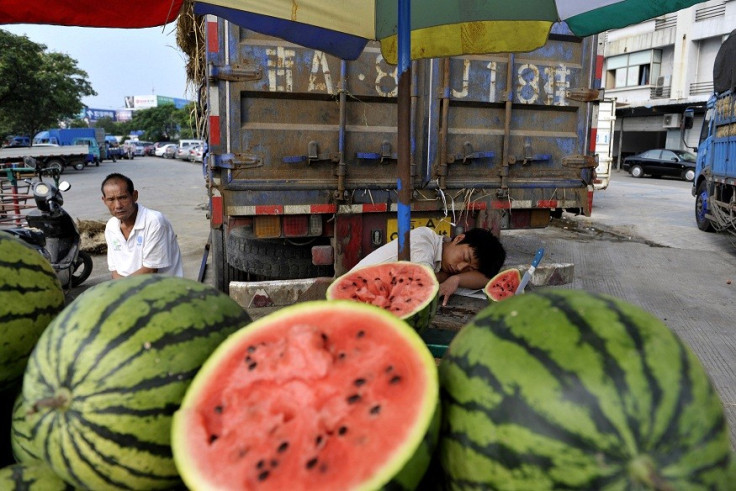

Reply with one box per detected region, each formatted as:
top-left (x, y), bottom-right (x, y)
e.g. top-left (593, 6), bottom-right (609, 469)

top-left (5, 164), bottom-right (93, 289)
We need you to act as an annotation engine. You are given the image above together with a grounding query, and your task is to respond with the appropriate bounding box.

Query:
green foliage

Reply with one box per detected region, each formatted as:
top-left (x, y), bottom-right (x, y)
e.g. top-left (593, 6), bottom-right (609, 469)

top-left (130, 104), bottom-right (181, 142)
top-left (0, 29), bottom-right (96, 140)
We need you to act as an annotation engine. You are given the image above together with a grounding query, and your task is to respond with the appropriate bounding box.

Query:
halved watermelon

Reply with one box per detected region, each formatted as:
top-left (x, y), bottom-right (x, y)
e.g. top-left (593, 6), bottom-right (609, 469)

top-left (484, 268), bottom-right (521, 301)
top-left (325, 261), bottom-right (439, 332)
top-left (172, 300), bottom-right (440, 490)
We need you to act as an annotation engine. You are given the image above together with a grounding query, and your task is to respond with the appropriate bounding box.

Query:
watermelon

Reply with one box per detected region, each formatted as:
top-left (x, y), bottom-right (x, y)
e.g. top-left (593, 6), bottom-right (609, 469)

top-left (0, 463), bottom-right (71, 490)
top-left (483, 267), bottom-right (521, 301)
top-left (439, 289), bottom-right (733, 489)
top-left (326, 261), bottom-right (440, 332)
top-left (172, 300), bottom-right (440, 490)
top-left (11, 275), bottom-right (251, 490)
top-left (0, 232), bottom-right (65, 391)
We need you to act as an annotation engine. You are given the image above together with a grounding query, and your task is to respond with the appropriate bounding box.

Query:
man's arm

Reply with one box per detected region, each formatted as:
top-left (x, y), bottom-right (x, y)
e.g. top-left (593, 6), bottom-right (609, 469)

top-left (436, 270), bottom-right (489, 306)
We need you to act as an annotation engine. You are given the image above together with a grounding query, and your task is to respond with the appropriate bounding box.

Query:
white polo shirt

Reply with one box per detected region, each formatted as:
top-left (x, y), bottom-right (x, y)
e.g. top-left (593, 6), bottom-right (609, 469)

top-left (354, 227), bottom-right (446, 272)
top-left (105, 204), bottom-right (184, 277)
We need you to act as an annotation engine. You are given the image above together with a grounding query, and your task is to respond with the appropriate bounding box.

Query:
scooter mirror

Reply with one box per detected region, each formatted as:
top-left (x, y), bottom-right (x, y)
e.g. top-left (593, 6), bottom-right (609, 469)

top-left (59, 181), bottom-right (72, 192)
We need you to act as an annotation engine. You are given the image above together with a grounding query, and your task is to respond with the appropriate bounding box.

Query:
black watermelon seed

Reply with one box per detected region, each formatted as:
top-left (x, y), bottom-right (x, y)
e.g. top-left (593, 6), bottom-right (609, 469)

top-left (362, 278), bottom-right (367, 283)
top-left (247, 345), bottom-right (257, 353)
top-left (214, 405), bottom-right (223, 414)
top-left (357, 330), bottom-right (365, 338)
top-left (244, 355), bottom-right (252, 363)
top-left (374, 277), bottom-right (379, 280)
top-left (352, 281), bottom-right (357, 286)
top-left (405, 298), bottom-right (411, 303)
top-left (370, 405), bottom-right (381, 415)
top-left (248, 361), bottom-right (258, 370)
top-left (338, 426), bottom-right (348, 435)
top-left (347, 394), bottom-right (361, 404)
top-left (271, 459), bottom-right (279, 468)
top-left (209, 434), bottom-right (219, 444)
top-left (399, 278), bottom-right (404, 283)
top-left (321, 333), bottom-right (328, 343)
top-left (354, 378), bottom-right (366, 387)
top-left (278, 441), bottom-right (289, 453)
top-left (306, 458), bottom-right (319, 469)
top-left (390, 375), bottom-right (402, 384)
top-left (315, 435), bottom-right (323, 446)
top-left (257, 459), bottom-right (265, 469)
top-left (258, 470), bottom-right (269, 481)
top-left (339, 352), bottom-right (346, 359)
top-left (385, 365), bottom-right (394, 372)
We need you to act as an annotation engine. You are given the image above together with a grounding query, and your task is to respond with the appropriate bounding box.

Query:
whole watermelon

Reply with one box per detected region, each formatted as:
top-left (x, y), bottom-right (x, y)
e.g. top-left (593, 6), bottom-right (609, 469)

top-left (0, 232), bottom-right (65, 391)
top-left (439, 289), bottom-right (733, 489)
top-left (11, 275), bottom-right (251, 490)
top-left (0, 463), bottom-right (71, 490)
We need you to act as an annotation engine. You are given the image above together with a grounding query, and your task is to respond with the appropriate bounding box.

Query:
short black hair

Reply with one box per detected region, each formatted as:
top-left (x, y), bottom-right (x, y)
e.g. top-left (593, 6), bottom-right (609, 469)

top-left (458, 228), bottom-right (506, 278)
top-left (101, 173), bottom-right (135, 196)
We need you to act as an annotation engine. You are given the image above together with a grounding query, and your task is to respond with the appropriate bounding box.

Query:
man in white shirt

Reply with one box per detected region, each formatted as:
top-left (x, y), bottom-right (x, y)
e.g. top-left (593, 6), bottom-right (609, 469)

top-left (101, 173), bottom-right (183, 278)
top-left (354, 226), bottom-right (506, 306)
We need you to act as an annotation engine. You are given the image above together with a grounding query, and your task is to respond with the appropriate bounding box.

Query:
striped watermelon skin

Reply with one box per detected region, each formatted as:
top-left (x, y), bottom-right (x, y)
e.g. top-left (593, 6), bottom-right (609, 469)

top-left (439, 289), bottom-right (732, 489)
top-left (12, 275), bottom-right (251, 490)
top-left (0, 463), bottom-right (72, 490)
top-left (0, 232), bottom-right (65, 391)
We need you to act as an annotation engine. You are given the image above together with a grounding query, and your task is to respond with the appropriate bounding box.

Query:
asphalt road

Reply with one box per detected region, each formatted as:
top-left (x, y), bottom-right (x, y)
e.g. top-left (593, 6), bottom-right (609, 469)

top-left (25, 158), bottom-right (736, 447)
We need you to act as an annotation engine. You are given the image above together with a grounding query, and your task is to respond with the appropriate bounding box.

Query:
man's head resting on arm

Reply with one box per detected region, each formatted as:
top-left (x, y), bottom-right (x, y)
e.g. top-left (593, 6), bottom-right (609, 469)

top-left (440, 228), bottom-right (506, 279)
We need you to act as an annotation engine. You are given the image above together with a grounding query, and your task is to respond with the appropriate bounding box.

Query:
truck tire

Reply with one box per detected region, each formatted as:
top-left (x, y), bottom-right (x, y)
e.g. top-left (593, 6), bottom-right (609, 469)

top-left (211, 228), bottom-right (248, 294)
top-left (74, 161), bottom-right (85, 171)
top-left (695, 181), bottom-right (715, 232)
top-left (226, 228), bottom-right (333, 280)
top-left (44, 159), bottom-right (64, 175)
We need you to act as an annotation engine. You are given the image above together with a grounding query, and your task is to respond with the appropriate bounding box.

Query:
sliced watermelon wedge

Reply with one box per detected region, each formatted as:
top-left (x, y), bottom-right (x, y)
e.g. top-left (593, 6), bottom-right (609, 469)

top-left (326, 261), bottom-right (439, 332)
top-left (172, 300), bottom-right (439, 490)
top-left (484, 268), bottom-right (521, 301)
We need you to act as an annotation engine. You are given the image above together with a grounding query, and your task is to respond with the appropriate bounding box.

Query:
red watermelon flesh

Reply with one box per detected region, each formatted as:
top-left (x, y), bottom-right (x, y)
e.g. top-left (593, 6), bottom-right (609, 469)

top-left (172, 301), bottom-right (439, 490)
top-left (484, 268), bottom-right (521, 301)
top-left (326, 261), bottom-right (438, 319)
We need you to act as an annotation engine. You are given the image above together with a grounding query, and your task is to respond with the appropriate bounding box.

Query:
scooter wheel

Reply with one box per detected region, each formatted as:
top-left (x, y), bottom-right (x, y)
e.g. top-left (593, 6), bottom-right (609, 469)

top-left (71, 251), bottom-right (93, 287)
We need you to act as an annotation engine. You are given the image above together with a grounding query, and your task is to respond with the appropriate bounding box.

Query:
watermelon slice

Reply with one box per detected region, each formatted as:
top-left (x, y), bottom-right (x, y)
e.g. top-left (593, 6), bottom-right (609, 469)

top-left (484, 268), bottom-right (521, 301)
top-left (172, 300), bottom-right (440, 490)
top-left (325, 261), bottom-right (439, 332)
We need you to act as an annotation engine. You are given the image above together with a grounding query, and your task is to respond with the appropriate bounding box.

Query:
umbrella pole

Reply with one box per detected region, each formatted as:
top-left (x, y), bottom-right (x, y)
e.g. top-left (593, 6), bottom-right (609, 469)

top-left (397, 0), bottom-right (411, 261)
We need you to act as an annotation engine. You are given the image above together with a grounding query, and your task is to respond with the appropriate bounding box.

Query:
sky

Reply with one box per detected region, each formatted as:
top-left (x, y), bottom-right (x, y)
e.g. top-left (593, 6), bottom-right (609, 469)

top-left (2, 24), bottom-right (190, 110)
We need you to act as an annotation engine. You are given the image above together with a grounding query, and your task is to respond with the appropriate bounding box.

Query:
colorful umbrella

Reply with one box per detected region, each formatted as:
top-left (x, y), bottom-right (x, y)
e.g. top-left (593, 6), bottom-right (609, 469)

top-left (191, 0), bottom-right (707, 259)
top-left (0, 0), bottom-right (709, 260)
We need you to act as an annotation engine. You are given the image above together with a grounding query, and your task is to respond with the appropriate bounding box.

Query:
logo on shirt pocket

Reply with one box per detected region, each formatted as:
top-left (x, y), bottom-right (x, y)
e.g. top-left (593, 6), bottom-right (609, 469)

top-left (137, 236), bottom-right (143, 247)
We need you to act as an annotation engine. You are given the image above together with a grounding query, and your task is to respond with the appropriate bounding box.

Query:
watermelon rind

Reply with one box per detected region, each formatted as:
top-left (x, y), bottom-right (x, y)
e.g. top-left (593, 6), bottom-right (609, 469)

top-left (12, 275), bottom-right (251, 490)
top-left (0, 232), bottom-right (65, 391)
top-left (326, 261), bottom-right (440, 332)
top-left (483, 267), bottom-right (521, 302)
top-left (0, 462), bottom-right (72, 491)
top-left (439, 289), bottom-right (733, 489)
top-left (172, 300), bottom-right (440, 490)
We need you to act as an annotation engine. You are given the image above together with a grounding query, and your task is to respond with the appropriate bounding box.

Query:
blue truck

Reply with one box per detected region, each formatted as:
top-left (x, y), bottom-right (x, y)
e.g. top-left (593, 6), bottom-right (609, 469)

top-left (202, 19), bottom-right (603, 293)
top-left (687, 30), bottom-right (736, 234)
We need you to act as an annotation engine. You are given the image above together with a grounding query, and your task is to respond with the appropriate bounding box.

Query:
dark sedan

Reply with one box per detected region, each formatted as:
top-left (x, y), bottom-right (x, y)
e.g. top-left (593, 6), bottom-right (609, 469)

top-left (622, 149), bottom-right (696, 181)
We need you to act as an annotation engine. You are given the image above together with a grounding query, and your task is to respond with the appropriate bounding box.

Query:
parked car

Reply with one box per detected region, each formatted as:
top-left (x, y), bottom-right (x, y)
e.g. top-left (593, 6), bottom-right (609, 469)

top-left (163, 144), bottom-right (178, 159)
top-left (143, 142), bottom-right (156, 156)
top-left (622, 149), bottom-right (696, 181)
top-left (155, 143), bottom-right (177, 157)
top-left (188, 144), bottom-right (204, 163)
top-left (126, 141), bottom-right (147, 157)
top-left (176, 139), bottom-right (204, 160)
top-left (121, 141), bottom-right (136, 159)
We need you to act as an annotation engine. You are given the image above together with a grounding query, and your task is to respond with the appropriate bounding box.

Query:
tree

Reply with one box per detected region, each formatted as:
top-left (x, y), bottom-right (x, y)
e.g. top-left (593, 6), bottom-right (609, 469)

top-left (129, 104), bottom-right (180, 141)
top-left (0, 29), bottom-right (96, 139)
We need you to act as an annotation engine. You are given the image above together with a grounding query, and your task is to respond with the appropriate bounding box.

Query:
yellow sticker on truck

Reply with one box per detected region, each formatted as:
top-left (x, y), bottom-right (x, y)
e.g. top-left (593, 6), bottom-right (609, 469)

top-left (386, 217), bottom-right (452, 242)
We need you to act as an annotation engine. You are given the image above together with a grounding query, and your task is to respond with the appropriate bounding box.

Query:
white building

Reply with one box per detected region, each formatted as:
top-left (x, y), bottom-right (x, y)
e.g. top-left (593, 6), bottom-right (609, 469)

top-left (602, 0), bottom-right (736, 169)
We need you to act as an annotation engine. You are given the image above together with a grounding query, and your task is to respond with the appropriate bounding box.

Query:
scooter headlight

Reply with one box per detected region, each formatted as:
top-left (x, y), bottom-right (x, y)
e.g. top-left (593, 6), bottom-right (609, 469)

top-left (34, 183), bottom-right (50, 197)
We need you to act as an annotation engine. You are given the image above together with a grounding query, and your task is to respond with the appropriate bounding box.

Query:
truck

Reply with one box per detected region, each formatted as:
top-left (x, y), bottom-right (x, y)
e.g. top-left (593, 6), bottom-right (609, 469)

top-left (33, 127), bottom-right (110, 162)
top-left (687, 29), bottom-right (736, 235)
top-left (202, 19), bottom-right (603, 293)
top-left (0, 144), bottom-right (91, 173)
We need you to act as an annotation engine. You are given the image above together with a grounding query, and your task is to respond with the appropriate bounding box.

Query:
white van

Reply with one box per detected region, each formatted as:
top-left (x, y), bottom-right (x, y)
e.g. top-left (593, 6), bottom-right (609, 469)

top-left (176, 139), bottom-right (204, 160)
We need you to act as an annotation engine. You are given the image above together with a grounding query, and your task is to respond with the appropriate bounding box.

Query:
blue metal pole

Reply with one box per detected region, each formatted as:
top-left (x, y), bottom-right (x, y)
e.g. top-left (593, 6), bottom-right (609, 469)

top-left (397, 0), bottom-right (411, 261)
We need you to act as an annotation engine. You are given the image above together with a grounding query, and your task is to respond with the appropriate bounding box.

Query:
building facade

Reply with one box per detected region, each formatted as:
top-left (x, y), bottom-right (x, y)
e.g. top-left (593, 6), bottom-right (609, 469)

top-left (602, 0), bottom-right (736, 169)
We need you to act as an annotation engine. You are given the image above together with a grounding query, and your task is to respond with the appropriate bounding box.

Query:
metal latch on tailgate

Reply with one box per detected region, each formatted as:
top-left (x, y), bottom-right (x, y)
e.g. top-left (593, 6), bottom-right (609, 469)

top-left (565, 88), bottom-right (604, 102)
top-left (216, 153), bottom-right (263, 169)
top-left (355, 140), bottom-right (398, 164)
top-left (283, 141), bottom-right (341, 165)
top-left (208, 63), bottom-right (262, 83)
top-left (562, 155), bottom-right (597, 168)
top-left (446, 142), bottom-right (495, 164)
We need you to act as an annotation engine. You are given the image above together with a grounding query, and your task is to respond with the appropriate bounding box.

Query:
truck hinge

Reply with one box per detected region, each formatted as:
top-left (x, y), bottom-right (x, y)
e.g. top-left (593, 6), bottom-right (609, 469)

top-left (562, 154), bottom-right (597, 168)
top-left (355, 140), bottom-right (398, 164)
top-left (208, 63), bottom-right (263, 83)
top-left (215, 153), bottom-right (263, 169)
top-left (565, 88), bottom-right (605, 103)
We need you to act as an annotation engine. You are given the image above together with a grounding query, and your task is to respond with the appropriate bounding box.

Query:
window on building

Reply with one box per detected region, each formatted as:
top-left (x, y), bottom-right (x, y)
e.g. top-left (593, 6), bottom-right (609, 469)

top-left (605, 50), bottom-right (662, 88)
